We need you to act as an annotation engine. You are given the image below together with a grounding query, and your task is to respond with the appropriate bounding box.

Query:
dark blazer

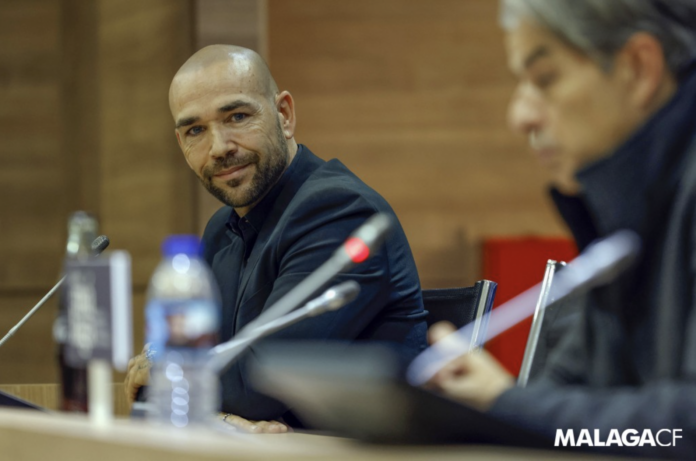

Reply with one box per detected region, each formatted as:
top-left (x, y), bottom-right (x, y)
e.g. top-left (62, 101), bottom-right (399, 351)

top-left (202, 145), bottom-right (427, 420)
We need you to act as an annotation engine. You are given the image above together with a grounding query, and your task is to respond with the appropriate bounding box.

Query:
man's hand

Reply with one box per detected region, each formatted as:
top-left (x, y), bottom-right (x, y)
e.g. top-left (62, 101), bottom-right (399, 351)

top-left (426, 322), bottom-right (515, 412)
top-left (124, 345), bottom-right (152, 404)
top-left (220, 413), bottom-right (290, 433)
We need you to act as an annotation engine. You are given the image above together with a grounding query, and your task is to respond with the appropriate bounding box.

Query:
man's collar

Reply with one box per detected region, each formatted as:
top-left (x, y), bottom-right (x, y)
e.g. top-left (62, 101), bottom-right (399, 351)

top-left (573, 66), bottom-right (696, 237)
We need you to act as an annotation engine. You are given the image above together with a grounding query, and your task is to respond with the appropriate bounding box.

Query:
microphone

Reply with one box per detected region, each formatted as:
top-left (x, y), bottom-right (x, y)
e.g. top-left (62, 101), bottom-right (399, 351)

top-left (91, 235), bottom-right (110, 255)
top-left (133, 215), bottom-right (387, 410)
top-left (244, 213), bottom-right (392, 332)
top-left (302, 280), bottom-right (361, 315)
top-left (335, 213), bottom-right (392, 266)
top-left (407, 230), bottom-right (641, 386)
top-left (0, 235), bottom-right (111, 349)
top-left (209, 280), bottom-right (360, 373)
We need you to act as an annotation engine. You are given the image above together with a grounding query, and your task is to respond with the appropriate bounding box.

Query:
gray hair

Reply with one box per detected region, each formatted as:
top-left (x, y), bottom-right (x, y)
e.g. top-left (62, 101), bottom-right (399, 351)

top-left (500, 0), bottom-right (696, 78)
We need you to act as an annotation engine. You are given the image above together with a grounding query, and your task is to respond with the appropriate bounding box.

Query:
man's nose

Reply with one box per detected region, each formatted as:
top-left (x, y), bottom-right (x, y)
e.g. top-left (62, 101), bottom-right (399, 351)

top-left (209, 125), bottom-right (237, 159)
top-left (507, 85), bottom-right (544, 136)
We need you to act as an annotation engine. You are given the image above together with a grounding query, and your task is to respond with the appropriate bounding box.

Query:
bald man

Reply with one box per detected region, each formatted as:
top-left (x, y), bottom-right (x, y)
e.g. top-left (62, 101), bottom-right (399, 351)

top-left (125, 45), bottom-right (427, 432)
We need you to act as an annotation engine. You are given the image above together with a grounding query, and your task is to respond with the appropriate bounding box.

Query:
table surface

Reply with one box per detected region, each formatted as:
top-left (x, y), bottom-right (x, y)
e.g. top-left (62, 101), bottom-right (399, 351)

top-left (0, 406), bottom-right (637, 461)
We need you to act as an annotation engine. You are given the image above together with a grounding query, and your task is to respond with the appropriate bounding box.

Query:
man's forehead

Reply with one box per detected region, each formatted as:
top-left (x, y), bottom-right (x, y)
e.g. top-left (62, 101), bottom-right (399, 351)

top-left (170, 61), bottom-right (265, 114)
top-left (506, 21), bottom-right (557, 72)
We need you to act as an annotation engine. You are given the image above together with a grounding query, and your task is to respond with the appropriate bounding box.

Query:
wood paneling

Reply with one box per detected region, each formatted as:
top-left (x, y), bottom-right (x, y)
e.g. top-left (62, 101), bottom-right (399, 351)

top-left (98, 0), bottom-right (197, 287)
top-left (196, 0), bottom-right (266, 51)
top-left (0, 294), bottom-right (59, 384)
top-left (0, 0), bottom-right (66, 292)
top-left (0, 0), bottom-right (66, 385)
top-left (61, 0), bottom-right (100, 214)
top-left (267, 0), bottom-right (569, 288)
top-left (0, 0), bottom-right (195, 384)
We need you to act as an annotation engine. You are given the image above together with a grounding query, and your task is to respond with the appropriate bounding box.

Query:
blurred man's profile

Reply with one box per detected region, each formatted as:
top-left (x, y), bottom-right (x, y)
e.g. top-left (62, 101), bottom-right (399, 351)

top-left (428, 1), bottom-right (696, 458)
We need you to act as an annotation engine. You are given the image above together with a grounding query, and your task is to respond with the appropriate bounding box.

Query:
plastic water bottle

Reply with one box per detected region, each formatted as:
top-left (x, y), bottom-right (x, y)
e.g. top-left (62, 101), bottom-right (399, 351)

top-left (145, 235), bottom-right (221, 427)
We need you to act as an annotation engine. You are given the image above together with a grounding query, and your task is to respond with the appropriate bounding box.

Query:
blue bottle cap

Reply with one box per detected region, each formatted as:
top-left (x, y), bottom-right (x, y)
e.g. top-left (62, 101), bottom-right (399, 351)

top-left (162, 235), bottom-right (202, 257)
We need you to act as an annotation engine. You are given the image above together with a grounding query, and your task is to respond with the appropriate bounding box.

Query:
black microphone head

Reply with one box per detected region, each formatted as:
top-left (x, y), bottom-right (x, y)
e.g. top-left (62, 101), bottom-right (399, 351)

top-left (91, 235), bottom-right (110, 256)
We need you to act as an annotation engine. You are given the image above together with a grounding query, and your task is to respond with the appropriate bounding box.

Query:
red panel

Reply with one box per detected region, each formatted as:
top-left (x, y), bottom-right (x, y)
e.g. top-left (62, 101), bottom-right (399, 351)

top-left (482, 237), bottom-right (578, 375)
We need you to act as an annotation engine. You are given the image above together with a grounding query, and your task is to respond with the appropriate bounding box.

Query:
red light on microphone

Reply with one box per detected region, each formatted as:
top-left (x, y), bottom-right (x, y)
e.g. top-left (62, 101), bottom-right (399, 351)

top-left (344, 237), bottom-right (370, 263)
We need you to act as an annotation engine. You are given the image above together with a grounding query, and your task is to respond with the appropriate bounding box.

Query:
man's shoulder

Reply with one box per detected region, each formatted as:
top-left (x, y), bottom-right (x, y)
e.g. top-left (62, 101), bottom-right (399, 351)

top-left (294, 157), bottom-right (392, 213)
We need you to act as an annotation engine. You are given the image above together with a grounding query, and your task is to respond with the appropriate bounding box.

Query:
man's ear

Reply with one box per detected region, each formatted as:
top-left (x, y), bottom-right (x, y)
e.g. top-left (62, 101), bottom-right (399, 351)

top-left (276, 91), bottom-right (296, 139)
top-left (616, 32), bottom-right (672, 111)
top-left (175, 129), bottom-right (183, 148)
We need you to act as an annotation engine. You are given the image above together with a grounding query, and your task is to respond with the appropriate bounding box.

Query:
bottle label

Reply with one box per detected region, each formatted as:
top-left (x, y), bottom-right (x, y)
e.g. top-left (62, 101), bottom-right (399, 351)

top-left (146, 299), bottom-right (219, 360)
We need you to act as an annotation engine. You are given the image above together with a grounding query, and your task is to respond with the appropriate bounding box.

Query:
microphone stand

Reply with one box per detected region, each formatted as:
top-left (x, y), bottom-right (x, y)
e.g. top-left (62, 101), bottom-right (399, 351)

top-left (244, 213), bottom-right (391, 332)
top-left (0, 278), bottom-right (65, 348)
top-left (209, 280), bottom-right (360, 373)
top-left (132, 281), bottom-right (361, 418)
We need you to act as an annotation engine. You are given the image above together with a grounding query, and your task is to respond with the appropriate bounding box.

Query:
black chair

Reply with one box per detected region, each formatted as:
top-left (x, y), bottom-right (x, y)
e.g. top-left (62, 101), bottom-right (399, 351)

top-left (518, 260), bottom-right (585, 387)
top-left (517, 260), bottom-right (563, 387)
top-left (422, 280), bottom-right (497, 349)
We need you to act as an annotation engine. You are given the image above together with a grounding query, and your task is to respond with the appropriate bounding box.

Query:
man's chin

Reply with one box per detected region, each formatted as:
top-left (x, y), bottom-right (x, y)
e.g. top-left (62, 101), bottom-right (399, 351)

top-left (212, 185), bottom-right (261, 209)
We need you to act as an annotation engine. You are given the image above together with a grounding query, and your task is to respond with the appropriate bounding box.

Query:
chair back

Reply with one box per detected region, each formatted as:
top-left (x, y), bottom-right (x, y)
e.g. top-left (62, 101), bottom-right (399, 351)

top-left (517, 260), bottom-right (566, 387)
top-left (422, 280), bottom-right (497, 350)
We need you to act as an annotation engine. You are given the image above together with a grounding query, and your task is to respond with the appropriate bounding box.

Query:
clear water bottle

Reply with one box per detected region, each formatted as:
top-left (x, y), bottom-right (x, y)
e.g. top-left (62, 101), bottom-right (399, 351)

top-left (145, 235), bottom-right (221, 427)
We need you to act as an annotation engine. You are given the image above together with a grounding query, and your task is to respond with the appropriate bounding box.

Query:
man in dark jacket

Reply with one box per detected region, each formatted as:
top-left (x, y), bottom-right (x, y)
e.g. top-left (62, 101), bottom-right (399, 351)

top-left (125, 45), bottom-right (427, 431)
top-left (428, 1), bottom-right (696, 458)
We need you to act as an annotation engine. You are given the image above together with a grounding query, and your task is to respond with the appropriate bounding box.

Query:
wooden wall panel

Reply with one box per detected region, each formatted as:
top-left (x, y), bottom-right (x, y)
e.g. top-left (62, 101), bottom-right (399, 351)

top-left (62, 0), bottom-right (100, 214)
top-left (0, 0), bottom-right (66, 384)
top-left (267, 0), bottom-right (568, 288)
top-left (0, 0), bottom-right (65, 292)
top-left (98, 0), bottom-right (197, 288)
top-left (0, 295), bottom-right (59, 384)
top-left (0, 0), bottom-right (195, 384)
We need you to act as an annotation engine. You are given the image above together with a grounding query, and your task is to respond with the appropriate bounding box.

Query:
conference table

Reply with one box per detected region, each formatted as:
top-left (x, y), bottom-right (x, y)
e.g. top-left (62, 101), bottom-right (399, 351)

top-left (0, 385), bottom-right (631, 461)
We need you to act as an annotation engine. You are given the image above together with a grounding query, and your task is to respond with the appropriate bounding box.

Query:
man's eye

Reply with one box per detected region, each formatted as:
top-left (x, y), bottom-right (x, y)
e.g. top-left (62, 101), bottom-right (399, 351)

top-left (532, 72), bottom-right (557, 90)
top-left (230, 113), bottom-right (248, 122)
top-left (187, 126), bottom-right (204, 136)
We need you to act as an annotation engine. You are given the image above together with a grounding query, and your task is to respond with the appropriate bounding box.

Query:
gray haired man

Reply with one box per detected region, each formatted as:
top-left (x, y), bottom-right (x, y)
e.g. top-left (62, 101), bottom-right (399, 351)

top-left (428, 1), bottom-right (696, 458)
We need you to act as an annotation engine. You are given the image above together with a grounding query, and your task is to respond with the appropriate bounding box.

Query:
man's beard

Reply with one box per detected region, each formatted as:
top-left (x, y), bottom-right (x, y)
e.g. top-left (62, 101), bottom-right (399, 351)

top-left (201, 122), bottom-right (289, 209)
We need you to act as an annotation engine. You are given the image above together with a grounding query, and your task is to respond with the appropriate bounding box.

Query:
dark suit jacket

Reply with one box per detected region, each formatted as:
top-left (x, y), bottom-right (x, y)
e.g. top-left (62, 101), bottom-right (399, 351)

top-left (202, 145), bottom-right (427, 420)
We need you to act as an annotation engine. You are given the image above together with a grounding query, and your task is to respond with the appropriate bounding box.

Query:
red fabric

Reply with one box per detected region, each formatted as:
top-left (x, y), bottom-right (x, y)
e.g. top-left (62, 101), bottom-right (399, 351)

top-left (482, 237), bottom-right (578, 375)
